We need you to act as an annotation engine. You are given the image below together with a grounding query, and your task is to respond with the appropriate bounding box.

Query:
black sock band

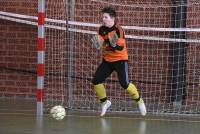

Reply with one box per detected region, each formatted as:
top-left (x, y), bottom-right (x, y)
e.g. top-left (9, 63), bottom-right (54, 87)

top-left (134, 97), bottom-right (140, 102)
top-left (100, 97), bottom-right (107, 103)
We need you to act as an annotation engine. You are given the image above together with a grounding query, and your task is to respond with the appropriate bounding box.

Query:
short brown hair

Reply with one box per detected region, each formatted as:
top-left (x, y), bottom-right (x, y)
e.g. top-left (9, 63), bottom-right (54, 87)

top-left (101, 6), bottom-right (116, 18)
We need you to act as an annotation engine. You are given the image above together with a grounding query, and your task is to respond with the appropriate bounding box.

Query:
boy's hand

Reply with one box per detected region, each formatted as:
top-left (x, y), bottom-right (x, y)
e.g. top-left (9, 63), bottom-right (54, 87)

top-left (91, 35), bottom-right (104, 49)
top-left (108, 31), bottom-right (119, 47)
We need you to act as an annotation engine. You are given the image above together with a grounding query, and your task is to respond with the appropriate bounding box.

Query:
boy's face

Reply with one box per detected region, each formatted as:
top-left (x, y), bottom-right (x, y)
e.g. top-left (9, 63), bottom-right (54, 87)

top-left (102, 13), bottom-right (115, 28)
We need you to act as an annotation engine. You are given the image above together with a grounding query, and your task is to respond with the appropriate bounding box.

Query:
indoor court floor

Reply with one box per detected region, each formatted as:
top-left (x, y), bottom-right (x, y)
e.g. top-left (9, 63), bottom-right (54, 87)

top-left (0, 99), bottom-right (200, 134)
top-left (0, 113), bottom-right (200, 134)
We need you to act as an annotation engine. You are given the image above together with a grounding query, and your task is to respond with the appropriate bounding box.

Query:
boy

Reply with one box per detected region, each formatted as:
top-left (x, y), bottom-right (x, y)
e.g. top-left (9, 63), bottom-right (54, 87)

top-left (91, 6), bottom-right (146, 117)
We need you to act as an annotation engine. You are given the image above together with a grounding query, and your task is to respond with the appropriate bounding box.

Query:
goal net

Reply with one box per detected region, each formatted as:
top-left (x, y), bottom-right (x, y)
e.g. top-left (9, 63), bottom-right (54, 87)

top-left (45, 0), bottom-right (200, 119)
top-left (44, 0), bottom-right (68, 111)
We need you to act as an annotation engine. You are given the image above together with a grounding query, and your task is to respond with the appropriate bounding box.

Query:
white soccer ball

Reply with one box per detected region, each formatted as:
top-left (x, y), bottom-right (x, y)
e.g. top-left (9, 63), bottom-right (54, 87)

top-left (50, 105), bottom-right (66, 120)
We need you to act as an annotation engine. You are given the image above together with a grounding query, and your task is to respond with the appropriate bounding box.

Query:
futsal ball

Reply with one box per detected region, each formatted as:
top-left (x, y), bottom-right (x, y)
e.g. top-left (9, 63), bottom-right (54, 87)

top-left (50, 105), bottom-right (66, 120)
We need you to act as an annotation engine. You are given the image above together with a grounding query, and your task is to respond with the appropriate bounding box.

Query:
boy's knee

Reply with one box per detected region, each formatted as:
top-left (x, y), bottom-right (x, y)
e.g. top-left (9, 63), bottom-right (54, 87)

top-left (120, 82), bottom-right (129, 89)
top-left (92, 78), bottom-right (100, 85)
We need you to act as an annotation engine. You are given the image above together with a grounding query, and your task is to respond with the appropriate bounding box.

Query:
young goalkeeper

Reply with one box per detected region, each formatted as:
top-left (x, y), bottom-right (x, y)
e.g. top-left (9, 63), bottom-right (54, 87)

top-left (91, 6), bottom-right (146, 117)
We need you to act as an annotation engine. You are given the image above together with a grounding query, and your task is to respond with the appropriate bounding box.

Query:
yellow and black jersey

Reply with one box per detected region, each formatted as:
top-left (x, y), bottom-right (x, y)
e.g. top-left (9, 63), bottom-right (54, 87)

top-left (98, 24), bottom-right (128, 62)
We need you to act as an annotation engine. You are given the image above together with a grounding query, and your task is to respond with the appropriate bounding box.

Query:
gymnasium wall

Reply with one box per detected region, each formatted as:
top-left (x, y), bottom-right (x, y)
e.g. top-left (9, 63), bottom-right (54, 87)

top-left (0, 0), bottom-right (200, 106)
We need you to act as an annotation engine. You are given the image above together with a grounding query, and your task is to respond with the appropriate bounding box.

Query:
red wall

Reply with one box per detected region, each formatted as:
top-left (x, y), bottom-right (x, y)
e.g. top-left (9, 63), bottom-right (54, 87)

top-left (0, 0), bottom-right (37, 98)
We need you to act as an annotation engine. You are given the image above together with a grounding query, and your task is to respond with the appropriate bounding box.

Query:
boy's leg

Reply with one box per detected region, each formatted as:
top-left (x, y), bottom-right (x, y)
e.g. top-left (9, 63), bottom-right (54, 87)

top-left (115, 61), bottom-right (146, 116)
top-left (92, 60), bottom-right (113, 116)
top-left (94, 83), bottom-right (111, 117)
top-left (126, 83), bottom-right (146, 116)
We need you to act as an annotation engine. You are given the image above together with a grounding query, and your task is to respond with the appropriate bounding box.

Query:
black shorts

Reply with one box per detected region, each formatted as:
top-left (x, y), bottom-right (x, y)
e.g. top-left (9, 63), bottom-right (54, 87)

top-left (92, 59), bottom-right (129, 89)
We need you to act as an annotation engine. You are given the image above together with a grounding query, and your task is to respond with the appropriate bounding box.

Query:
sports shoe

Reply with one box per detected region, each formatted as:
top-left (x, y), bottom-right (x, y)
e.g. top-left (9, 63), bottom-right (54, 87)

top-left (100, 100), bottom-right (111, 117)
top-left (138, 99), bottom-right (147, 116)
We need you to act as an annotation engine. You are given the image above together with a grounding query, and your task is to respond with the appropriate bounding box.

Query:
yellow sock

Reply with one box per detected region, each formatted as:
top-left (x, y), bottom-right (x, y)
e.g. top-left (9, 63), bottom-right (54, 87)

top-left (126, 83), bottom-right (142, 104)
top-left (94, 83), bottom-right (106, 100)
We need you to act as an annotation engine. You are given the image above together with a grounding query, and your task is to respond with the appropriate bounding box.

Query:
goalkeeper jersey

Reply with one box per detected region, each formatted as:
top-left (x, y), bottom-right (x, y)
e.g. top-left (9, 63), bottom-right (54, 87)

top-left (99, 24), bottom-right (128, 62)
